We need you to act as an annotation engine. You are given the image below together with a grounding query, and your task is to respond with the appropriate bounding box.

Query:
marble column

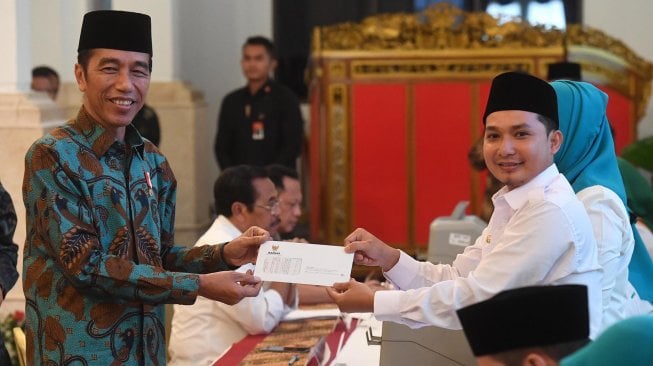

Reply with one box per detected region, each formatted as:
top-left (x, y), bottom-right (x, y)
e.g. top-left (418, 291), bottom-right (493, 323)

top-left (0, 0), bottom-right (67, 316)
top-left (147, 81), bottom-right (212, 247)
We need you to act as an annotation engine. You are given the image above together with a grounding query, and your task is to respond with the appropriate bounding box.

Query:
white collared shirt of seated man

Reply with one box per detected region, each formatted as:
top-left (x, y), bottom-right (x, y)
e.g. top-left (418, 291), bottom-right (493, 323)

top-left (169, 167), bottom-right (296, 366)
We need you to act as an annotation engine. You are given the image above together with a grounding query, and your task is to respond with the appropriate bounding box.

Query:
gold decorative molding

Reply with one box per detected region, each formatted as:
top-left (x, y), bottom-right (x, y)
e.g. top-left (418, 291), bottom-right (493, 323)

top-left (350, 59), bottom-right (534, 79)
top-left (565, 24), bottom-right (653, 121)
top-left (566, 25), bottom-right (653, 79)
top-left (637, 80), bottom-right (652, 122)
top-left (328, 61), bottom-right (348, 79)
top-left (326, 84), bottom-right (349, 243)
top-left (579, 62), bottom-right (630, 94)
top-left (313, 3), bottom-right (564, 52)
top-left (311, 3), bottom-right (652, 121)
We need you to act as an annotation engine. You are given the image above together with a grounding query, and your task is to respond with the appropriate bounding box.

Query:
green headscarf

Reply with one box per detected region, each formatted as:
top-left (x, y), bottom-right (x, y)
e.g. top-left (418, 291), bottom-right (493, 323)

top-left (618, 157), bottom-right (653, 231)
top-left (560, 315), bottom-right (653, 366)
top-left (552, 80), bottom-right (653, 301)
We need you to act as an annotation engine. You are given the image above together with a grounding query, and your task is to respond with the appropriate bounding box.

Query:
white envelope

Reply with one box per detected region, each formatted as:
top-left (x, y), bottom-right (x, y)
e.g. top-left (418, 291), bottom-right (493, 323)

top-left (253, 241), bottom-right (354, 286)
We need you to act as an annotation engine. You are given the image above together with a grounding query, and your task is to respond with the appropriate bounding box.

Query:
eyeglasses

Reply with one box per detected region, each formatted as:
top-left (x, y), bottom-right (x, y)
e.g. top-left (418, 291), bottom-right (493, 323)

top-left (255, 200), bottom-right (280, 212)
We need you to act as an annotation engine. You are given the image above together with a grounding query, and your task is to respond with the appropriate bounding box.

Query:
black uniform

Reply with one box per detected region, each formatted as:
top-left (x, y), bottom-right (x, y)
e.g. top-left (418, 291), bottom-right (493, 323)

top-left (215, 80), bottom-right (303, 170)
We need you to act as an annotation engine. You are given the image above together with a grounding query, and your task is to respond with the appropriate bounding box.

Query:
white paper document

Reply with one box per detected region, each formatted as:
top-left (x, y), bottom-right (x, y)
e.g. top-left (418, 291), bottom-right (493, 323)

top-left (253, 241), bottom-right (354, 286)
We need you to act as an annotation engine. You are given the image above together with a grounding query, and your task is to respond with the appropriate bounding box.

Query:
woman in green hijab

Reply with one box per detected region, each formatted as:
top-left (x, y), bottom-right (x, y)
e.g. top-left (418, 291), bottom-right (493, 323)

top-left (552, 80), bottom-right (653, 330)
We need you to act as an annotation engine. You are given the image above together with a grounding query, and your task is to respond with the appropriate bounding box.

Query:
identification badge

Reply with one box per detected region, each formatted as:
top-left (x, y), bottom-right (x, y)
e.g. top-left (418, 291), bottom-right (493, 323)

top-left (252, 121), bottom-right (265, 140)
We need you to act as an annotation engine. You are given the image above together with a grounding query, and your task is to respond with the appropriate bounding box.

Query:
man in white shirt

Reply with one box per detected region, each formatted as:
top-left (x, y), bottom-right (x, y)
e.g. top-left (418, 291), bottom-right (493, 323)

top-left (169, 165), bottom-right (297, 365)
top-left (327, 72), bottom-right (603, 338)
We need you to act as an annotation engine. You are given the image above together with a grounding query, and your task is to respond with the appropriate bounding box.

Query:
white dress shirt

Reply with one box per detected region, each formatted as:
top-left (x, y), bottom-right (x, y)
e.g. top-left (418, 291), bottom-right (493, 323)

top-left (577, 186), bottom-right (634, 329)
top-left (168, 215), bottom-right (297, 366)
top-left (374, 164), bottom-right (603, 338)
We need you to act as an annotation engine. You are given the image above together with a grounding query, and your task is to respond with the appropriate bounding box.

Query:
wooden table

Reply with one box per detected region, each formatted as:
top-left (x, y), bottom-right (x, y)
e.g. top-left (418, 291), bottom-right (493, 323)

top-left (213, 306), bottom-right (361, 366)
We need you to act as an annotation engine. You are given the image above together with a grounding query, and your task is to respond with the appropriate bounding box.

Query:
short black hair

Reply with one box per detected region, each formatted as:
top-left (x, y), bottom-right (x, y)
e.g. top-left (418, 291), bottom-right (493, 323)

top-left (77, 49), bottom-right (153, 73)
top-left (32, 66), bottom-right (59, 80)
top-left (243, 36), bottom-right (277, 60)
top-left (214, 165), bottom-right (269, 217)
top-left (537, 114), bottom-right (559, 135)
top-left (265, 164), bottom-right (299, 191)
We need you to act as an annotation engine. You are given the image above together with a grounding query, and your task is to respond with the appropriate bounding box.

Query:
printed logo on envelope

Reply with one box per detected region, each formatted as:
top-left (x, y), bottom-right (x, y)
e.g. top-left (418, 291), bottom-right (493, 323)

top-left (268, 243), bottom-right (281, 255)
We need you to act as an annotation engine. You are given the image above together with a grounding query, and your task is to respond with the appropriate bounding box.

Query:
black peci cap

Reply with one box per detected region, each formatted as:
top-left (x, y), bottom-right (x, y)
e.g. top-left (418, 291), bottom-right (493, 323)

top-left (483, 72), bottom-right (558, 127)
top-left (78, 10), bottom-right (152, 56)
top-left (456, 285), bottom-right (589, 357)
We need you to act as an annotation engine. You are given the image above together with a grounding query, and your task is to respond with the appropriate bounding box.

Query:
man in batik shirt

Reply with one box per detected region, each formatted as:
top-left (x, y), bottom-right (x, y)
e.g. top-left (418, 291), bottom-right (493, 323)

top-left (22, 11), bottom-right (267, 365)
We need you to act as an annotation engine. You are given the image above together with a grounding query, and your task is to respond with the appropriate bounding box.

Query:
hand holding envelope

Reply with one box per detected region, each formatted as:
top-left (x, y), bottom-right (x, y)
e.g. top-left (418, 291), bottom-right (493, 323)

top-left (325, 228), bottom-right (401, 313)
top-left (344, 228), bottom-right (400, 272)
top-left (326, 279), bottom-right (376, 312)
top-left (253, 241), bottom-right (354, 286)
top-left (223, 226), bottom-right (271, 267)
top-left (198, 271), bottom-right (262, 305)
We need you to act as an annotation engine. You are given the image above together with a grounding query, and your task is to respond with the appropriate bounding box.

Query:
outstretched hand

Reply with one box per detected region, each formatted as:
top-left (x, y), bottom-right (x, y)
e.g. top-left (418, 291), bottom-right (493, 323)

top-left (326, 278), bottom-right (375, 313)
top-left (344, 228), bottom-right (400, 272)
top-left (223, 226), bottom-right (271, 266)
top-left (198, 271), bottom-right (262, 305)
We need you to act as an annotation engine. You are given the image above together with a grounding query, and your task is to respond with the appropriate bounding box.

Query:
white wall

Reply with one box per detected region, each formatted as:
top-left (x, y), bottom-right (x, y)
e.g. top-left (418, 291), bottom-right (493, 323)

top-left (584, 0), bottom-right (653, 138)
top-left (31, 0), bottom-right (87, 84)
top-left (112, 0), bottom-right (179, 81)
top-left (175, 0), bottom-right (273, 181)
top-left (1, 0), bottom-right (31, 92)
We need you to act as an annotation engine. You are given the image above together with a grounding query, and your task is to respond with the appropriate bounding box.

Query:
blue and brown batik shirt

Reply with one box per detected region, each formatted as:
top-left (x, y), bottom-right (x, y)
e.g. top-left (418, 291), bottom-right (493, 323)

top-left (23, 106), bottom-right (232, 365)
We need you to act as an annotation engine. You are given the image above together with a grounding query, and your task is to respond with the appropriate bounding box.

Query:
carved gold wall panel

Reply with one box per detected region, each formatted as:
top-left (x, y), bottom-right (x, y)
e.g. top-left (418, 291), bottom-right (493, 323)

top-left (309, 3), bottom-right (653, 250)
top-left (312, 3), bottom-right (652, 110)
top-left (326, 84), bottom-right (349, 243)
top-left (350, 59), bottom-right (535, 79)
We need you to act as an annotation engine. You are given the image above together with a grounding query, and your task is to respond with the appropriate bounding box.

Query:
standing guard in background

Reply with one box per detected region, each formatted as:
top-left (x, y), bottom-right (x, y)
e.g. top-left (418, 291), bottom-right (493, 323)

top-left (215, 36), bottom-right (303, 171)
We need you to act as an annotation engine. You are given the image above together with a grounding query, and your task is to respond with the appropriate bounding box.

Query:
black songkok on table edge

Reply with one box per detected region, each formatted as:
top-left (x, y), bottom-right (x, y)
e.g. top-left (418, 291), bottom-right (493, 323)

top-left (78, 10), bottom-right (152, 56)
top-left (483, 71), bottom-right (558, 127)
top-left (456, 285), bottom-right (589, 357)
